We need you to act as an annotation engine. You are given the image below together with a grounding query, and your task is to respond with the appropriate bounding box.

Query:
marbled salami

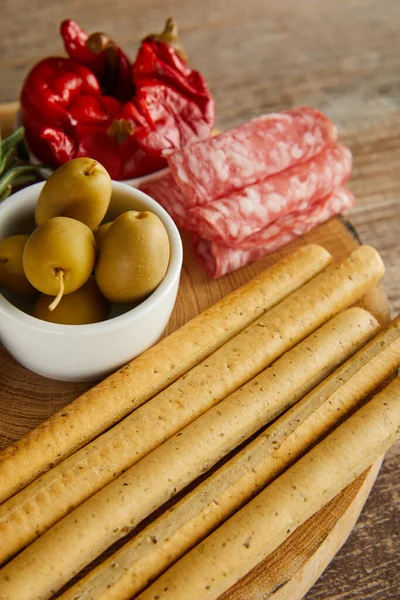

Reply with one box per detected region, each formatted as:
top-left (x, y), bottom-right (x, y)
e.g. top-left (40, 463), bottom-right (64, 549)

top-left (167, 107), bottom-right (338, 207)
top-left (189, 144), bottom-right (352, 246)
top-left (194, 187), bottom-right (355, 278)
top-left (139, 173), bottom-right (190, 230)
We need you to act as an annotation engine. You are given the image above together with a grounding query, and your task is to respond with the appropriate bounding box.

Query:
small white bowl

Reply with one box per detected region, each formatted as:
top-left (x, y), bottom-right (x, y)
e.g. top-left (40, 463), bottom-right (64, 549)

top-left (0, 181), bottom-right (183, 382)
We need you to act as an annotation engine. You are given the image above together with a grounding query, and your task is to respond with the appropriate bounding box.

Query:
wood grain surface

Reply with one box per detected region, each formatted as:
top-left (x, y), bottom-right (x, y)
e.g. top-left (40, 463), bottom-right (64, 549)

top-left (0, 0), bottom-right (399, 598)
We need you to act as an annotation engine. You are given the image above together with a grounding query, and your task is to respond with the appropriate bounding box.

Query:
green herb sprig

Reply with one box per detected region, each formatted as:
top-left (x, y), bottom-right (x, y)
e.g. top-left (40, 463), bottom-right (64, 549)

top-left (0, 127), bottom-right (43, 202)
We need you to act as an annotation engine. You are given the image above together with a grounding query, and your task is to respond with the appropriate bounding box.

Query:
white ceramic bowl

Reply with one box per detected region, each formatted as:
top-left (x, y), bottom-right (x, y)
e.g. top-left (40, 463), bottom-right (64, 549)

top-left (0, 181), bottom-right (183, 382)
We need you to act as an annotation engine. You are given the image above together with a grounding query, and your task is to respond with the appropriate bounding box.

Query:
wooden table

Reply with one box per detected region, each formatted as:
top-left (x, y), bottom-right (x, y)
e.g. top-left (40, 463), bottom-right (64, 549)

top-left (0, 1), bottom-right (399, 598)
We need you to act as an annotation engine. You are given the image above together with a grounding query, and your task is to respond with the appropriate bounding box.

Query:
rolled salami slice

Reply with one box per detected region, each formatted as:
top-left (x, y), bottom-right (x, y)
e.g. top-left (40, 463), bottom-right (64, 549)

top-left (194, 187), bottom-right (355, 278)
top-left (189, 144), bottom-right (352, 246)
top-left (168, 107), bottom-right (338, 207)
top-left (139, 173), bottom-right (190, 230)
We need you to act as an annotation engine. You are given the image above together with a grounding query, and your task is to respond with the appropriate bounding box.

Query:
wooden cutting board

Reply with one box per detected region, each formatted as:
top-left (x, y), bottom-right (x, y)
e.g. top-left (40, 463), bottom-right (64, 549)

top-left (0, 103), bottom-right (391, 599)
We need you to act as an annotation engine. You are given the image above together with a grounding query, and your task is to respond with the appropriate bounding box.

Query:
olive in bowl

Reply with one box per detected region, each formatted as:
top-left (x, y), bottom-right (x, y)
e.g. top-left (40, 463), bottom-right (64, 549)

top-left (0, 181), bottom-right (183, 382)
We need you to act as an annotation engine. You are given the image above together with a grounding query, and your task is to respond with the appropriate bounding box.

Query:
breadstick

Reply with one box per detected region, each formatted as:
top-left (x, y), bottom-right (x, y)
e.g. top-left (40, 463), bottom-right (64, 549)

top-left (136, 377), bottom-right (400, 600)
top-left (0, 247), bottom-right (382, 563)
top-left (0, 308), bottom-right (380, 599)
top-left (0, 244), bottom-right (332, 504)
top-left (60, 314), bottom-right (400, 600)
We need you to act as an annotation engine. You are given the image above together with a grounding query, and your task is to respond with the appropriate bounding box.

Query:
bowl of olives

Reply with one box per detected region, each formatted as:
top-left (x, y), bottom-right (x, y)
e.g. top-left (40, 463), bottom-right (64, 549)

top-left (0, 159), bottom-right (183, 382)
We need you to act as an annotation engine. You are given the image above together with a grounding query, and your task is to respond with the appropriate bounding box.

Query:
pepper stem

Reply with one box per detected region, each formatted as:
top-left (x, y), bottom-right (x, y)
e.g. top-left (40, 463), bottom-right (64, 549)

top-left (87, 31), bottom-right (119, 87)
top-left (144, 17), bottom-right (188, 61)
top-left (107, 119), bottom-right (134, 145)
top-left (48, 269), bottom-right (64, 312)
top-left (86, 31), bottom-right (117, 55)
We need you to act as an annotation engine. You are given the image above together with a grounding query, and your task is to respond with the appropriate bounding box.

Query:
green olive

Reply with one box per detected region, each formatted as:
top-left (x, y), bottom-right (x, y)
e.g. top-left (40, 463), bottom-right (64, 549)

top-left (95, 210), bottom-right (170, 303)
top-left (23, 217), bottom-right (96, 307)
top-left (35, 158), bottom-right (112, 230)
top-left (94, 221), bottom-right (113, 254)
top-left (0, 234), bottom-right (37, 295)
top-left (33, 276), bottom-right (109, 325)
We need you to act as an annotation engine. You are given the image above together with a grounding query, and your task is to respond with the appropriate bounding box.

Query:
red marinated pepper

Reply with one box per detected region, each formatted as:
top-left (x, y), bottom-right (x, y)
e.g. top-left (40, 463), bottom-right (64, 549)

top-left (21, 57), bottom-right (101, 166)
top-left (74, 101), bottom-right (167, 180)
top-left (61, 19), bottom-right (134, 102)
top-left (20, 57), bottom-right (129, 174)
top-left (132, 18), bottom-right (215, 155)
top-left (20, 18), bottom-right (215, 180)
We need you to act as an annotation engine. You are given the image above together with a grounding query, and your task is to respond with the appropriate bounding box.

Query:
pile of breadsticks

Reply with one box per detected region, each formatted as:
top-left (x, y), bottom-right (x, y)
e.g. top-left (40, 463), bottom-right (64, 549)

top-left (0, 243), bottom-right (399, 600)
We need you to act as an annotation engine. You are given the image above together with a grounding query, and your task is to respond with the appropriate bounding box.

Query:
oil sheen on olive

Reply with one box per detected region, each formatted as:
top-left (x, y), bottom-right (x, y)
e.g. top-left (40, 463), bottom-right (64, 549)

top-left (23, 216), bottom-right (96, 296)
top-left (35, 158), bottom-right (112, 230)
top-left (0, 234), bottom-right (37, 295)
top-left (95, 210), bottom-right (170, 303)
top-left (33, 276), bottom-right (109, 325)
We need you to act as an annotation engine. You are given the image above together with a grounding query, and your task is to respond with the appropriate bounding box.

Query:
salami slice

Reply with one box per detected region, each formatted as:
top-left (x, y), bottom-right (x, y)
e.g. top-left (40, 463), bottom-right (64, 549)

top-left (167, 107), bottom-right (338, 207)
top-left (194, 187), bottom-right (355, 279)
top-left (139, 173), bottom-right (191, 230)
top-left (189, 144), bottom-right (352, 246)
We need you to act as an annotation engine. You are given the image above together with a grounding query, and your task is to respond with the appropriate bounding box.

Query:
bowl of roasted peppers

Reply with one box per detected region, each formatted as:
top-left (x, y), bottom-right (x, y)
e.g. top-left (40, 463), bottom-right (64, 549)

top-left (18, 18), bottom-right (216, 183)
